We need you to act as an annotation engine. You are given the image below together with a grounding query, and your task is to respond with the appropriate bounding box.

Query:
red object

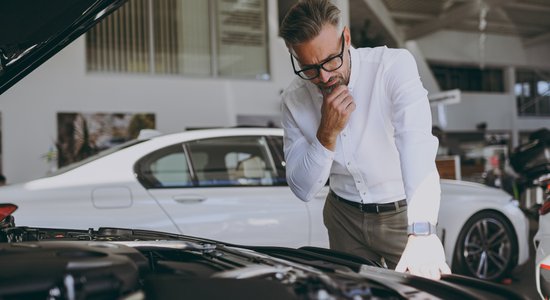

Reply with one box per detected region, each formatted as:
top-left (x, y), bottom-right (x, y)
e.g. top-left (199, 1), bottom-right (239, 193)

top-left (541, 201), bottom-right (550, 216)
top-left (542, 264), bottom-right (550, 271)
top-left (490, 155), bottom-right (499, 168)
top-left (0, 203), bottom-right (17, 220)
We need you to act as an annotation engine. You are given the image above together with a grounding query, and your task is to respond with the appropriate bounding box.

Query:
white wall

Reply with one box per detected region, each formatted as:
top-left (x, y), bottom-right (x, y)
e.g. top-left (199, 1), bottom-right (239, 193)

top-left (439, 92), bottom-right (515, 131)
top-left (524, 42), bottom-right (550, 69)
top-left (415, 30), bottom-right (528, 67)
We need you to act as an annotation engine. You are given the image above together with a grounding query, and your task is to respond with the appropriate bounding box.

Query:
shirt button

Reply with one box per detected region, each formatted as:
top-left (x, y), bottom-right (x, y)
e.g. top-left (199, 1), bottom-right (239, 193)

top-left (347, 162), bottom-right (350, 166)
top-left (357, 180), bottom-right (361, 183)
top-left (343, 133), bottom-right (347, 137)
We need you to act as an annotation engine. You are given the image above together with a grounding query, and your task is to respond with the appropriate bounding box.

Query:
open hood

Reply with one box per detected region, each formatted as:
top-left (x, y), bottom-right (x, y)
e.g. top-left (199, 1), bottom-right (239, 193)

top-left (0, 0), bottom-right (126, 95)
top-left (0, 225), bottom-right (529, 300)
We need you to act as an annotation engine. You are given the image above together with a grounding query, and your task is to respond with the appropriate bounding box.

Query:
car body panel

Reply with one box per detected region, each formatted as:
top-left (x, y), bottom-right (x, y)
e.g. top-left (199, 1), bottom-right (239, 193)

top-left (535, 212), bottom-right (550, 266)
top-left (438, 179), bottom-right (530, 267)
top-left (147, 186), bottom-right (312, 247)
top-left (537, 254), bottom-right (550, 300)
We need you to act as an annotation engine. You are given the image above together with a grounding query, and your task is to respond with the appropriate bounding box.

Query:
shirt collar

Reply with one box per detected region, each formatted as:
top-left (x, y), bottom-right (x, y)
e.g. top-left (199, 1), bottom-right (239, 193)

top-left (348, 46), bottom-right (359, 93)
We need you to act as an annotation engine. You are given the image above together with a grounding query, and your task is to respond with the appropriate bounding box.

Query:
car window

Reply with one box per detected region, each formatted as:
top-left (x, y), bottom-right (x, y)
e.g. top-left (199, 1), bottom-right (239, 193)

top-left (150, 152), bottom-right (191, 187)
top-left (187, 136), bottom-right (278, 187)
top-left (135, 144), bottom-right (193, 188)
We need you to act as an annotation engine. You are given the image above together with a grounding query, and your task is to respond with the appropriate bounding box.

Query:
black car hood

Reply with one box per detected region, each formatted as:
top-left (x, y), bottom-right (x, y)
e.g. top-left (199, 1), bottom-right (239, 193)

top-left (0, 226), bottom-right (528, 300)
top-left (0, 0), bottom-right (126, 95)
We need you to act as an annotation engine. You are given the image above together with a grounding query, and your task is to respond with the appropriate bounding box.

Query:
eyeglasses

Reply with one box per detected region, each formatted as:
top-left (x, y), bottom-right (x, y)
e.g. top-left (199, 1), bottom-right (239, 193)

top-left (290, 32), bottom-right (345, 80)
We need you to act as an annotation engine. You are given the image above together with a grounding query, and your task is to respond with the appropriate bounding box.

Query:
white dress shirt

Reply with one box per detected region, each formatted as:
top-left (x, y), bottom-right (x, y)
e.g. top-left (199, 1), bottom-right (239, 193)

top-left (281, 46), bottom-right (441, 225)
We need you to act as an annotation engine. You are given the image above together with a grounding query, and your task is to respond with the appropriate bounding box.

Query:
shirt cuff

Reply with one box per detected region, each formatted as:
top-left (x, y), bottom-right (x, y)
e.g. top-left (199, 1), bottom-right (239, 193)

top-left (406, 171), bottom-right (441, 225)
top-left (311, 137), bottom-right (336, 161)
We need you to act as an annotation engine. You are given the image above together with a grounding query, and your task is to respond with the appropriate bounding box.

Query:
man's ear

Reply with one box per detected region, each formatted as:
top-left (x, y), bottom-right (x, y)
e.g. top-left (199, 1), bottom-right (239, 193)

top-left (343, 26), bottom-right (351, 48)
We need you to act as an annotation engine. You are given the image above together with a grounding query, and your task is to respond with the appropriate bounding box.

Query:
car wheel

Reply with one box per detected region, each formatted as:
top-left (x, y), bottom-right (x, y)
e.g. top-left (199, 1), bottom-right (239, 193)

top-left (452, 211), bottom-right (518, 281)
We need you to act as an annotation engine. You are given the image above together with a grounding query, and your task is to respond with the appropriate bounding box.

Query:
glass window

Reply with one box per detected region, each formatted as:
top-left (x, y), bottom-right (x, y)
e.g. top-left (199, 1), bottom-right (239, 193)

top-left (153, 0), bottom-right (211, 76)
top-left (150, 152), bottom-right (191, 186)
top-left (514, 83), bottom-right (522, 97)
top-left (430, 63), bottom-right (504, 92)
top-left (86, 0), bottom-right (151, 73)
top-left (538, 81), bottom-right (549, 96)
top-left (135, 144), bottom-right (192, 188)
top-left (86, 0), bottom-right (269, 79)
top-left (187, 136), bottom-right (278, 187)
top-left (216, 0), bottom-right (269, 79)
top-left (516, 69), bottom-right (550, 116)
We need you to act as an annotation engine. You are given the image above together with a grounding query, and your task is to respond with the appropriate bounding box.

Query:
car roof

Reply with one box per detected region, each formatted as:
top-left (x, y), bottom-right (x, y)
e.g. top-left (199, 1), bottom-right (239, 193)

top-left (147, 127), bottom-right (284, 144)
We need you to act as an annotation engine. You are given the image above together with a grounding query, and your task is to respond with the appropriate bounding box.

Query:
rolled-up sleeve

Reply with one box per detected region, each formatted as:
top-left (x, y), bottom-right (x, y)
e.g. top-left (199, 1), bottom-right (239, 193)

top-left (281, 99), bottom-right (334, 202)
top-left (384, 50), bottom-right (441, 225)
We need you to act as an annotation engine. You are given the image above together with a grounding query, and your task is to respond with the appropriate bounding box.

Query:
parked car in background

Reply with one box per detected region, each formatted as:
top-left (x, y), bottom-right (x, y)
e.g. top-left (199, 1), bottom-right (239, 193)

top-left (537, 254), bottom-right (550, 300)
top-left (509, 128), bottom-right (550, 298)
top-left (0, 127), bottom-right (529, 281)
top-left (532, 174), bottom-right (550, 300)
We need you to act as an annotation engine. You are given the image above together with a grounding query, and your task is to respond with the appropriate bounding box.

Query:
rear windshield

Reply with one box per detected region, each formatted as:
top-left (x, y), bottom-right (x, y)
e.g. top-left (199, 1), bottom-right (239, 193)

top-left (46, 139), bottom-right (148, 177)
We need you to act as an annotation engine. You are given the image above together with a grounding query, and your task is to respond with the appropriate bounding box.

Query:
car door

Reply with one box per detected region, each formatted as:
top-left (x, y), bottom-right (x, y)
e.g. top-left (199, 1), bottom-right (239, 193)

top-left (267, 135), bottom-right (329, 248)
top-left (140, 135), bottom-right (310, 247)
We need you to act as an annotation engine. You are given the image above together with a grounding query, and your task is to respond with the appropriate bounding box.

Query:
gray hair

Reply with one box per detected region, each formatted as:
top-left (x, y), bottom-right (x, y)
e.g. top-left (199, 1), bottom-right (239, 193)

top-left (279, 0), bottom-right (341, 46)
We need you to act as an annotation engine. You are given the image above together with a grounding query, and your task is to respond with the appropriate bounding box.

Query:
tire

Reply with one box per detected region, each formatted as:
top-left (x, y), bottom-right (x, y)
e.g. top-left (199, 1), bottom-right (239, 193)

top-left (452, 211), bottom-right (518, 281)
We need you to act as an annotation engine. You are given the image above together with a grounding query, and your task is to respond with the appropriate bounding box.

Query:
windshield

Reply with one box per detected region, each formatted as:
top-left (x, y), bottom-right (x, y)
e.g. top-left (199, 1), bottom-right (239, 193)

top-left (47, 139), bottom-right (148, 177)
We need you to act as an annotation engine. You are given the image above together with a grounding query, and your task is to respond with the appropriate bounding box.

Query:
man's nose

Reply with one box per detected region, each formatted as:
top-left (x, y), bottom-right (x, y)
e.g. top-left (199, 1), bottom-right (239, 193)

top-left (319, 68), bottom-right (332, 83)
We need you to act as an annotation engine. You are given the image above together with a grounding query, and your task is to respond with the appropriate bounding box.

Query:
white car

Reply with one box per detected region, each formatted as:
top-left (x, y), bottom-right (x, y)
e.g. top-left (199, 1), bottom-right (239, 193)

top-left (534, 176), bottom-right (550, 299)
top-left (0, 127), bottom-right (528, 281)
top-left (537, 254), bottom-right (550, 300)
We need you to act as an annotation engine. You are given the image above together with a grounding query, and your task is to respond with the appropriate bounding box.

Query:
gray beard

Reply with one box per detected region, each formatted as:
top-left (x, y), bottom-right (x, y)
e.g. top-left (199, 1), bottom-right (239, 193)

top-left (318, 78), bottom-right (344, 95)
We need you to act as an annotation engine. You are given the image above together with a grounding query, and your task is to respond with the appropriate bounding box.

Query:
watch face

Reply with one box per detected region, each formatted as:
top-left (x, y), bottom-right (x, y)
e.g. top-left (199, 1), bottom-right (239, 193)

top-left (414, 222), bottom-right (431, 234)
top-left (408, 222), bottom-right (435, 236)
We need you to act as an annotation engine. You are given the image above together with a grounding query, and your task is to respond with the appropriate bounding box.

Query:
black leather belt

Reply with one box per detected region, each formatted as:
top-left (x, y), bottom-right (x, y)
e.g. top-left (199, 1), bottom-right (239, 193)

top-left (330, 190), bottom-right (407, 213)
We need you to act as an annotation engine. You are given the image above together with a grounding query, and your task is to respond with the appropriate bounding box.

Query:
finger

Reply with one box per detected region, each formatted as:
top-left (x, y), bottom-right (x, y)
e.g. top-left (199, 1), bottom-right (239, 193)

top-left (417, 265), bottom-right (433, 279)
top-left (337, 96), bottom-right (354, 112)
top-left (408, 266), bottom-right (421, 277)
top-left (395, 260), bottom-right (407, 273)
top-left (440, 263), bottom-right (452, 275)
top-left (345, 101), bottom-right (355, 113)
top-left (324, 85), bottom-right (348, 104)
top-left (428, 267), bottom-right (441, 280)
top-left (331, 89), bottom-right (350, 106)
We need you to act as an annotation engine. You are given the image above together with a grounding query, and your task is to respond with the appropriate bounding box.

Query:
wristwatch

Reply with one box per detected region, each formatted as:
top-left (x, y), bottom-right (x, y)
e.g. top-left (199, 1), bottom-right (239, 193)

top-left (407, 222), bottom-right (437, 236)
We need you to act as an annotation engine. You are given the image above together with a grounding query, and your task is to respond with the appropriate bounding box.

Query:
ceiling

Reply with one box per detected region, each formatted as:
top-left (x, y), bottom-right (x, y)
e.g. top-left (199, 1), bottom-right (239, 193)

top-left (348, 0), bottom-right (550, 47)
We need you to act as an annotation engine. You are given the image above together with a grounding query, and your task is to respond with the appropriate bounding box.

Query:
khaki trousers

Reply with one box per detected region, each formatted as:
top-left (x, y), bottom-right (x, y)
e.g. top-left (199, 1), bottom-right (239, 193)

top-left (323, 191), bottom-right (408, 269)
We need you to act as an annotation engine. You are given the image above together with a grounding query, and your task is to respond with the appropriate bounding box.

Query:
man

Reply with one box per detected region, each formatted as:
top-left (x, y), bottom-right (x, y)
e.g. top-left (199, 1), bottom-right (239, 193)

top-left (279, 0), bottom-right (451, 279)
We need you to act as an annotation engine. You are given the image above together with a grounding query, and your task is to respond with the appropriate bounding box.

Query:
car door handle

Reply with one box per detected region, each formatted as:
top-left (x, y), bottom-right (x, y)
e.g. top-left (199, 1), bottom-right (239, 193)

top-left (172, 195), bottom-right (207, 203)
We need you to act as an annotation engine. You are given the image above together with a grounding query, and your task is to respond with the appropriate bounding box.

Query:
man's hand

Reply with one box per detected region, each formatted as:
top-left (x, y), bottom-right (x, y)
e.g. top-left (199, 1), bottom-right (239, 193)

top-left (316, 85), bottom-right (356, 150)
top-left (395, 234), bottom-right (451, 280)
